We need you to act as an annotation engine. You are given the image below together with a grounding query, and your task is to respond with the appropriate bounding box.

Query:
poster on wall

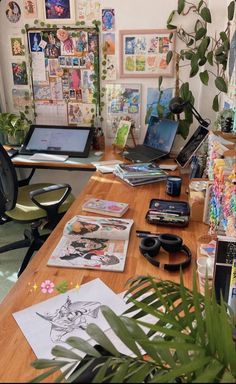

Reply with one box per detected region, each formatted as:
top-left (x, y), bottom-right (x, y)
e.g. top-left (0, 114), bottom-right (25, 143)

top-left (43, 0), bottom-right (75, 24)
top-left (102, 9), bottom-right (115, 32)
top-left (23, 0), bottom-right (38, 18)
top-left (10, 37), bottom-right (25, 56)
top-left (76, 0), bottom-right (100, 25)
top-left (119, 29), bottom-right (175, 78)
top-left (27, 27), bottom-right (99, 126)
top-left (6, 1), bottom-right (21, 23)
top-left (12, 61), bottom-right (28, 85)
top-left (106, 83), bottom-right (141, 138)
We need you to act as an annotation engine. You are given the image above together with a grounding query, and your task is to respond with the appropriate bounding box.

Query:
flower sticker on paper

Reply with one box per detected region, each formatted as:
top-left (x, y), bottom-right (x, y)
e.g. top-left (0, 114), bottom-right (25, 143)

top-left (41, 280), bottom-right (54, 294)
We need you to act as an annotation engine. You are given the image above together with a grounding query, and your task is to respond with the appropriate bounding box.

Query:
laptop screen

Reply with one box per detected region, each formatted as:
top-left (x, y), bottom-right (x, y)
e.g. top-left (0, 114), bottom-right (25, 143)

top-left (20, 125), bottom-right (94, 157)
top-left (144, 116), bottom-right (178, 153)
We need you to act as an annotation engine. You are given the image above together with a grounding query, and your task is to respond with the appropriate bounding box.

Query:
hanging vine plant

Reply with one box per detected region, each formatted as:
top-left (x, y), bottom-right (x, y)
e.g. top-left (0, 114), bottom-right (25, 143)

top-left (165, 0), bottom-right (235, 139)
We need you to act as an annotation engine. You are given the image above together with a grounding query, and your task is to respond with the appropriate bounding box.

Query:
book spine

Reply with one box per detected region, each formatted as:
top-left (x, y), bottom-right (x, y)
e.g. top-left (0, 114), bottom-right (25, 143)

top-left (228, 259), bottom-right (236, 322)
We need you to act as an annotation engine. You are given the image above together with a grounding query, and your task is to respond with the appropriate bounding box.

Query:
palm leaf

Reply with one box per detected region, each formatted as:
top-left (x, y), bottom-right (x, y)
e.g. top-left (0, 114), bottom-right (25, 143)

top-left (30, 274), bottom-right (236, 383)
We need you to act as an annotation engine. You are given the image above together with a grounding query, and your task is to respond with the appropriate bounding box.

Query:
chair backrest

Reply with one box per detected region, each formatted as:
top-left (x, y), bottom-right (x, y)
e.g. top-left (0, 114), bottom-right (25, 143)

top-left (0, 143), bottom-right (18, 213)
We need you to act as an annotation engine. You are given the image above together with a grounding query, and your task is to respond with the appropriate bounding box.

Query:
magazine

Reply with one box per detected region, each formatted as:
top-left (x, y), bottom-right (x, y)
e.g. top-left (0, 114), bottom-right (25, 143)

top-left (47, 215), bottom-right (134, 271)
top-left (82, 198), bottom-right (129, 217)
top-left (113, 162), bottom-right (168, 186)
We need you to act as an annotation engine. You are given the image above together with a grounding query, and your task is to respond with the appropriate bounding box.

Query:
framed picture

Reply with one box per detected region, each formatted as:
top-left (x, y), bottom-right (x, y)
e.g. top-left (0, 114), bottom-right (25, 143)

top-left (43, 0), bottom-right (75, 24)
top-left (112, 120), bottom-right (132, 148)
top-left (119, 29), bottom-right (175, 78)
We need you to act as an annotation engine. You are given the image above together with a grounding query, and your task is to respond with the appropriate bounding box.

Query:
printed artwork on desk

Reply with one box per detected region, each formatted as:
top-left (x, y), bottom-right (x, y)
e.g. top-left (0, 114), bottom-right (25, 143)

top-left (12, 61), bottom-right (28, 85)
top-left (13, 278), bottom-right (127, 359)
top-left (23, 0), bottom-right (38, 18)
top-left (106, 83), bottom-right (141, 138)
top-left (11, 37), bottom-right (25, 56)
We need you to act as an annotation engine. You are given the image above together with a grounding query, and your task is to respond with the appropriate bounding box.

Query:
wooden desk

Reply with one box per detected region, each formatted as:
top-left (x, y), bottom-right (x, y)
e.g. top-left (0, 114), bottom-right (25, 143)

top-left (0, 148), bottom-right (209, 382)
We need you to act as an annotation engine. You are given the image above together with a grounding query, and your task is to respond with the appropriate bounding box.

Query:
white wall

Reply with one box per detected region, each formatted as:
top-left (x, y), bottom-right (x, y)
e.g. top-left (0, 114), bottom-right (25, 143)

top-left (0, 0), bottom-right (230, 192)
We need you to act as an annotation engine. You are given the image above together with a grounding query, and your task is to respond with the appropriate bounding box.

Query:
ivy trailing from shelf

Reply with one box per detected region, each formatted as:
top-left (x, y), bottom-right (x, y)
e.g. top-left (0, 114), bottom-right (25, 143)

top-left (165, 0), bottom-right (235, 139)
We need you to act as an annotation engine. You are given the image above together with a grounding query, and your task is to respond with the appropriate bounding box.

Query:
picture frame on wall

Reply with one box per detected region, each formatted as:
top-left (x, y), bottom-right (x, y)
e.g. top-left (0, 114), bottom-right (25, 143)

top-left (43, 0), bottom-right (75, 24)
top-left (119, 29), bottom-right (176, 78)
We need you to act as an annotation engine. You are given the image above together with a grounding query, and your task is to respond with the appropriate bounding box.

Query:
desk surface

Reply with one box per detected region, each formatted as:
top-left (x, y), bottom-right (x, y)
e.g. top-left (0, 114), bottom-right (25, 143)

top-left (11, 150), bottom-right (103, 171)
top-left (0, 147), bottom-right (208, 382)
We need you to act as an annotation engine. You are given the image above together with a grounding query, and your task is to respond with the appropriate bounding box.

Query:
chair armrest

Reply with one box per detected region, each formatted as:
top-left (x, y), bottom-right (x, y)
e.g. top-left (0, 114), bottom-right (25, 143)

top-left (29, 183), bottom-right (72, 222)
top-left (18, 169), bottom-right (36, 187)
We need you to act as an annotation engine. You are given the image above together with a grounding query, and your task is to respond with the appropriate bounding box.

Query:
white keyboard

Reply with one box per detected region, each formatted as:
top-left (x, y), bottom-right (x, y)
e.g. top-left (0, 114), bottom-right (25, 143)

top-left (29, 153), bottom-right (69, 162)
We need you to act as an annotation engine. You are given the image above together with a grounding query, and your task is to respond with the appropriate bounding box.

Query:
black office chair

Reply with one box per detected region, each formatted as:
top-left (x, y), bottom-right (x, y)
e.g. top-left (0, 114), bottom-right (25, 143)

top-left (0, 143), bottom-right (75, 277)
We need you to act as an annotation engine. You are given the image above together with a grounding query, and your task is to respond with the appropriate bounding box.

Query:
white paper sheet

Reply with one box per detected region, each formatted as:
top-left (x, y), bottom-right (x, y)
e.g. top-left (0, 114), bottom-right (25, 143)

top-left (13, 278), bottom-right (127, 359)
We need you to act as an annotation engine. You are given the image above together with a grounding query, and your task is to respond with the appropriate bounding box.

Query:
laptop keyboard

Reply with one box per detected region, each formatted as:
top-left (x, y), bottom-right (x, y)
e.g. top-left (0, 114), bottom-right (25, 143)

top-left (125, 146), bottom-right (164, 162)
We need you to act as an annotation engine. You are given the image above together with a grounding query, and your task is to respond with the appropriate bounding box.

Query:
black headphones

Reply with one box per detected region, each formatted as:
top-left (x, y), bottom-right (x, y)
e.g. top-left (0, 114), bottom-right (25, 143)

top-left (139, 233), bottom-right (191, 271)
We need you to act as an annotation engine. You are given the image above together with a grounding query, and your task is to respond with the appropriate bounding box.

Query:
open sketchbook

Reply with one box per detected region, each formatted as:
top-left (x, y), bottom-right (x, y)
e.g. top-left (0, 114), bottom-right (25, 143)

top-left (47, 215), bottom-right (134, 271)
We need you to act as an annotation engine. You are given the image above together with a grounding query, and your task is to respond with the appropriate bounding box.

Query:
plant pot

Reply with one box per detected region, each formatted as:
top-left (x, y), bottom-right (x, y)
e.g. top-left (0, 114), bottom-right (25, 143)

top-left (220, 117), bottom-right (233, 132)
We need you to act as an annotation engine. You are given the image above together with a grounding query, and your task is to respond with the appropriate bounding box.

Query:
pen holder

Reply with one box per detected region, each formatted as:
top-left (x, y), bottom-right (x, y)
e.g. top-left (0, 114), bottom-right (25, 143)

top-left (145, 198), bottom-right (190, 227)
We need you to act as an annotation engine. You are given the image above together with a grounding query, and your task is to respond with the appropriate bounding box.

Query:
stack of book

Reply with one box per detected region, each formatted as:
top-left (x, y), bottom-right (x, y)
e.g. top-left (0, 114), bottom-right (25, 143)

top-left (113, 162), bottom-right (168, 186)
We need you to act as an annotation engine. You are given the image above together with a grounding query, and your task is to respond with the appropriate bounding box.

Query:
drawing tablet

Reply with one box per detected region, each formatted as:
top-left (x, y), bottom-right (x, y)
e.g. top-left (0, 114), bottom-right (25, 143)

top-left (175, 125), bottom-right (209, 168)
top-left (19, 125), bottom-right (94, 158)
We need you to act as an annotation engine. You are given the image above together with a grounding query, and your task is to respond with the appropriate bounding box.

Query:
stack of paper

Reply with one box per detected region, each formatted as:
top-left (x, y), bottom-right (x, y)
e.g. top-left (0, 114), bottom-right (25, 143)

top-left (91, 160), bottom-right (124, 174)
top-left (113, 162), bottom-right (168, 186)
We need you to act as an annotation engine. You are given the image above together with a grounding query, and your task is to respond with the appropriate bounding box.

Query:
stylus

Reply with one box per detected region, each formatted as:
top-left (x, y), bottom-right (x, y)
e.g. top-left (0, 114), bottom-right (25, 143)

top-left (136, 230), bottom-right (160, 238)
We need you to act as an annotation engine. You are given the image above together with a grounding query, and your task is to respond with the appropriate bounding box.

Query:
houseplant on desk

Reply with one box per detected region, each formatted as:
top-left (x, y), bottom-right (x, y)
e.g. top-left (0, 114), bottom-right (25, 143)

top-left (31, 273), bottom-right (236, 383)
top-left (0, 110), bottom-right (32, 145)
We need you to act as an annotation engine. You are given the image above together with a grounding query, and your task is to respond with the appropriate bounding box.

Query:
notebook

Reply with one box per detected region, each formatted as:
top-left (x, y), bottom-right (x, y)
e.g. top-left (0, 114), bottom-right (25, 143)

top-left (123, 117), bottom-right (179, 162)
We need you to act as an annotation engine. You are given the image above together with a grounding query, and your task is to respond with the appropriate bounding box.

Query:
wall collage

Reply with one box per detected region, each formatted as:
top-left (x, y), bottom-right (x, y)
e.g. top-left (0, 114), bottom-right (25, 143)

top-left (5, 0), bottom-right (175, 136)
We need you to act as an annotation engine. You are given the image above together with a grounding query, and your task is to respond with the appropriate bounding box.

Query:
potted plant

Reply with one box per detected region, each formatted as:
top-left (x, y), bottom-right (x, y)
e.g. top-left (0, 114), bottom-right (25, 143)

top-left (215, 109), bottom-right (234, 132)
top-left (0, 110), bottom-right (32, 145)
top-left (31, 273), bottom-right (236, 383)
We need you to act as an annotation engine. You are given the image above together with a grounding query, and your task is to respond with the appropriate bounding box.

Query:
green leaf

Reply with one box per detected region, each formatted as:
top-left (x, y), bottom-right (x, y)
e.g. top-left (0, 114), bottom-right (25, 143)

top-left (228, 1), bottom-right (235, 21)
top-left (86, 323), bottom-right (120, 356)
top-left (51, 345), bottom-right (82, 360)
top-left (198, 0), bottom-right (204, 11)
top-left (100, 306), bottom-right (143, 358)
top-left (207, 51), bottom-right (214, 65)
top-left (167, 10), bottom-right (175, 25)
top-left (158, 76), bottom-right (163, 89)
top-left (110, 361), bottom-right (130, 383)
top-left (185, 51), bottom-right (193, 60)
top-left (220, 31), bottom-right (228, 42)
top-left (200, 7), bottom-right (212, 23)
top-left (177, 0), bottom-right (185, 14)
top-left (180, 82), bottom-right (190, 100)
top-left (195, 27), bottom-right (207, 41)
top-left (167, 24), bottom-right (177, 30)
top-left (215, 77), bottom-right (227, 93)
top-left (199, 70), bottom-right (209, 85)
top-left (32, 359), bottom-right (70, 369)
top-left (66, 337), bottom-right (101, 357)
top-left (199, 57), bottom-right (207, 66)
top-left (198, 37), bottom-right (210, 58)
top-left (166, 51), bottom-right (173, 64)
top-left (28, 366), bottom-right (62, 383)
top-left (190, 64), bottom-right (199, 77)
top-left (177, 120), bottom-right (190, 139)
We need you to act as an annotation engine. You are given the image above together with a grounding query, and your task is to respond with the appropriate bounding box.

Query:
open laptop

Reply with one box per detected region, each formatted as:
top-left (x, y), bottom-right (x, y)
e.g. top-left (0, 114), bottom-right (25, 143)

top-left (19, 125), bottom-right (94, 158)
top-left (123, 116), bottom-right (179, 162)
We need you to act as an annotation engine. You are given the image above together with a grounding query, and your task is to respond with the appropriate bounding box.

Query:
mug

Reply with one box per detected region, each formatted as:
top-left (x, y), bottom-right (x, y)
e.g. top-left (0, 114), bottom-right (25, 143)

top-left (166, 176), bottom-right (182, 197)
